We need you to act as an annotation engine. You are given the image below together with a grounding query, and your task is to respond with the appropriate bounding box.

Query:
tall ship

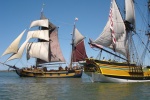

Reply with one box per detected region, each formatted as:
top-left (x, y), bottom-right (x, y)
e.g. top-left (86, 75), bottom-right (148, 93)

top-left (1, 9), bottom-right (87, 78)
top-left (84, 0), bottom-right (150, 82)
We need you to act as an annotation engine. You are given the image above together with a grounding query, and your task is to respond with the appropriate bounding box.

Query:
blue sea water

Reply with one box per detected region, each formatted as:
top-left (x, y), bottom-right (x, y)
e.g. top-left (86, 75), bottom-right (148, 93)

top-left (0, 71), bottom-right (150, 100)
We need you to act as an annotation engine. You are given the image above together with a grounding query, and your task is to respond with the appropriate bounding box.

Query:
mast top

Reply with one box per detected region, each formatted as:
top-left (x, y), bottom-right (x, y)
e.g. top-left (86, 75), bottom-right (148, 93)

top-left (40, 3), bottom-right (46, 19)
top-left (74, 18), bottom-right (78, 25)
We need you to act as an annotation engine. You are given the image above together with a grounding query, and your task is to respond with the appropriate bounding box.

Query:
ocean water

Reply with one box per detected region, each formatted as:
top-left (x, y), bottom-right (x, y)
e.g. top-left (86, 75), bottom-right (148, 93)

top-left (0, 72), bottom-right (150, 100)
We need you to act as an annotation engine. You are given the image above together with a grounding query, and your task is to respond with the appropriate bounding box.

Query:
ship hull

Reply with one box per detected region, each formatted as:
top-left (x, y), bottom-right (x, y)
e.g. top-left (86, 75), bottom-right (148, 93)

top-left (84, 58), bottom-right (150, 83)
top-left (87, 72), bottom-right (150, 83)
top-left (15, 68), bottom-right (82, 78)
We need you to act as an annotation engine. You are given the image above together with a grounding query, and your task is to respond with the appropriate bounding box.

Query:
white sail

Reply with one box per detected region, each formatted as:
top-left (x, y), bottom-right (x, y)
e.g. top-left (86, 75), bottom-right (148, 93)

top-left (28, 20), bottom-right (65, 64)
top-left (27, 30), bottom-right (49, 41)
top-left (2, 29), bottom-right (26, 56)
top-left (94, 21), bottom-right (112, 47)
top-left (7, 38), bottom-right (30, 61)
top-left (109, 31), bottom-right (127, 57)
top-left (26, 42), bottom-right (49, 62)
top-left (93, 0), bottom-right (126, 56)
top-left (125, 0), bottom-right (135, 27)
top-left (74, 28), bottom-right (84, 46)
top-left (30, 19), bottom-right (49, 28)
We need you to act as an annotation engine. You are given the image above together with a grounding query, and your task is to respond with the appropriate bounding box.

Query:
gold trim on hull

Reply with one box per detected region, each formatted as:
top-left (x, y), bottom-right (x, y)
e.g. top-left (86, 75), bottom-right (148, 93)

top-left (84, 58), bottom-right (150, 82)
top-left (16, 68), bottom-right (82, 78)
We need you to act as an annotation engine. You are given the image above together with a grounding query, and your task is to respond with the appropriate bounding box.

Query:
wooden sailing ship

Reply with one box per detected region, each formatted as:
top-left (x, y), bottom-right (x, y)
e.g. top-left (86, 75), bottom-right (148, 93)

top-left (84, 0), bottom-right (150, 82)
top-left (1, 9), bottom-right (87, 78)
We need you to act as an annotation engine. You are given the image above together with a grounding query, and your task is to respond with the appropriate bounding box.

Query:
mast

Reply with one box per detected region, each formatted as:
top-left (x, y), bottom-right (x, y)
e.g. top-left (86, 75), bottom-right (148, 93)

top-left (36, 3), bottom-right (46, 66)
top-left (124, 0), bottom-right (136, 63)
top-left (148, 0), bottom-right (150, 34)
top-left (40, 3), bottom-right (46, 19)
top-left (33, 4), bottom-right (65, 66)
top-left (69, 18), bottom-right (78, 69)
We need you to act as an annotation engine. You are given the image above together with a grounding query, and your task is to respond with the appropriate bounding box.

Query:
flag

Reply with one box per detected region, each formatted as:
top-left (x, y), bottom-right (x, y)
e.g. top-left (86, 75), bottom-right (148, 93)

top-left (75, 18), bottom-right (78, 21)
top-left (109, 3), bottom-right (116, 45)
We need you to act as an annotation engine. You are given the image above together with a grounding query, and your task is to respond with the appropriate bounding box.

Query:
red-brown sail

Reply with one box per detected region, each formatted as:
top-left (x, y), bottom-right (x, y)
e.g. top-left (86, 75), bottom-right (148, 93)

top-left (72, 40), bottom-right (88, 62)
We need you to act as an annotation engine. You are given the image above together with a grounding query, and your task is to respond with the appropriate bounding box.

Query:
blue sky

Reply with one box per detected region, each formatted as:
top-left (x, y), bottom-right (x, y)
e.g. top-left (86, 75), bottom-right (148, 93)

top-left (0, 0), bottom-right (148, 70)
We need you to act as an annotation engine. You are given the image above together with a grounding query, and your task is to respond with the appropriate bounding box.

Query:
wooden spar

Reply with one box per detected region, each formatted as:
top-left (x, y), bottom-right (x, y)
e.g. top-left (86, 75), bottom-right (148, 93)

top-left (89, 42), bottom-right (128, 61)
top-left (69, 18), bottom-right (78, 69)
top-left (100, 47), bottom-right (128, 61)
top-left (0, 62), bottom-right (19, 69)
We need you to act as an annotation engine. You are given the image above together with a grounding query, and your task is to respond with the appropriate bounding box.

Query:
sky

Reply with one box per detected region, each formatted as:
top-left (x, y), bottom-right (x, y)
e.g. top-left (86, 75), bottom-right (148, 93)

top-left (0, 0), bottom-right (148, 70)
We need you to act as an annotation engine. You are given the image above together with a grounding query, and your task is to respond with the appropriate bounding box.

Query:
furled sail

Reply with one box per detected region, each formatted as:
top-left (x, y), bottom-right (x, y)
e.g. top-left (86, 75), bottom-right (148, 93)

top-left (72, 28), bottom-right (88, 62)
top-left (92, 0), bottom-right (127, 57)
top-left (2, 29), bottom-right (26, 56)
top-left (125, 0), bottom-right (135, 27)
